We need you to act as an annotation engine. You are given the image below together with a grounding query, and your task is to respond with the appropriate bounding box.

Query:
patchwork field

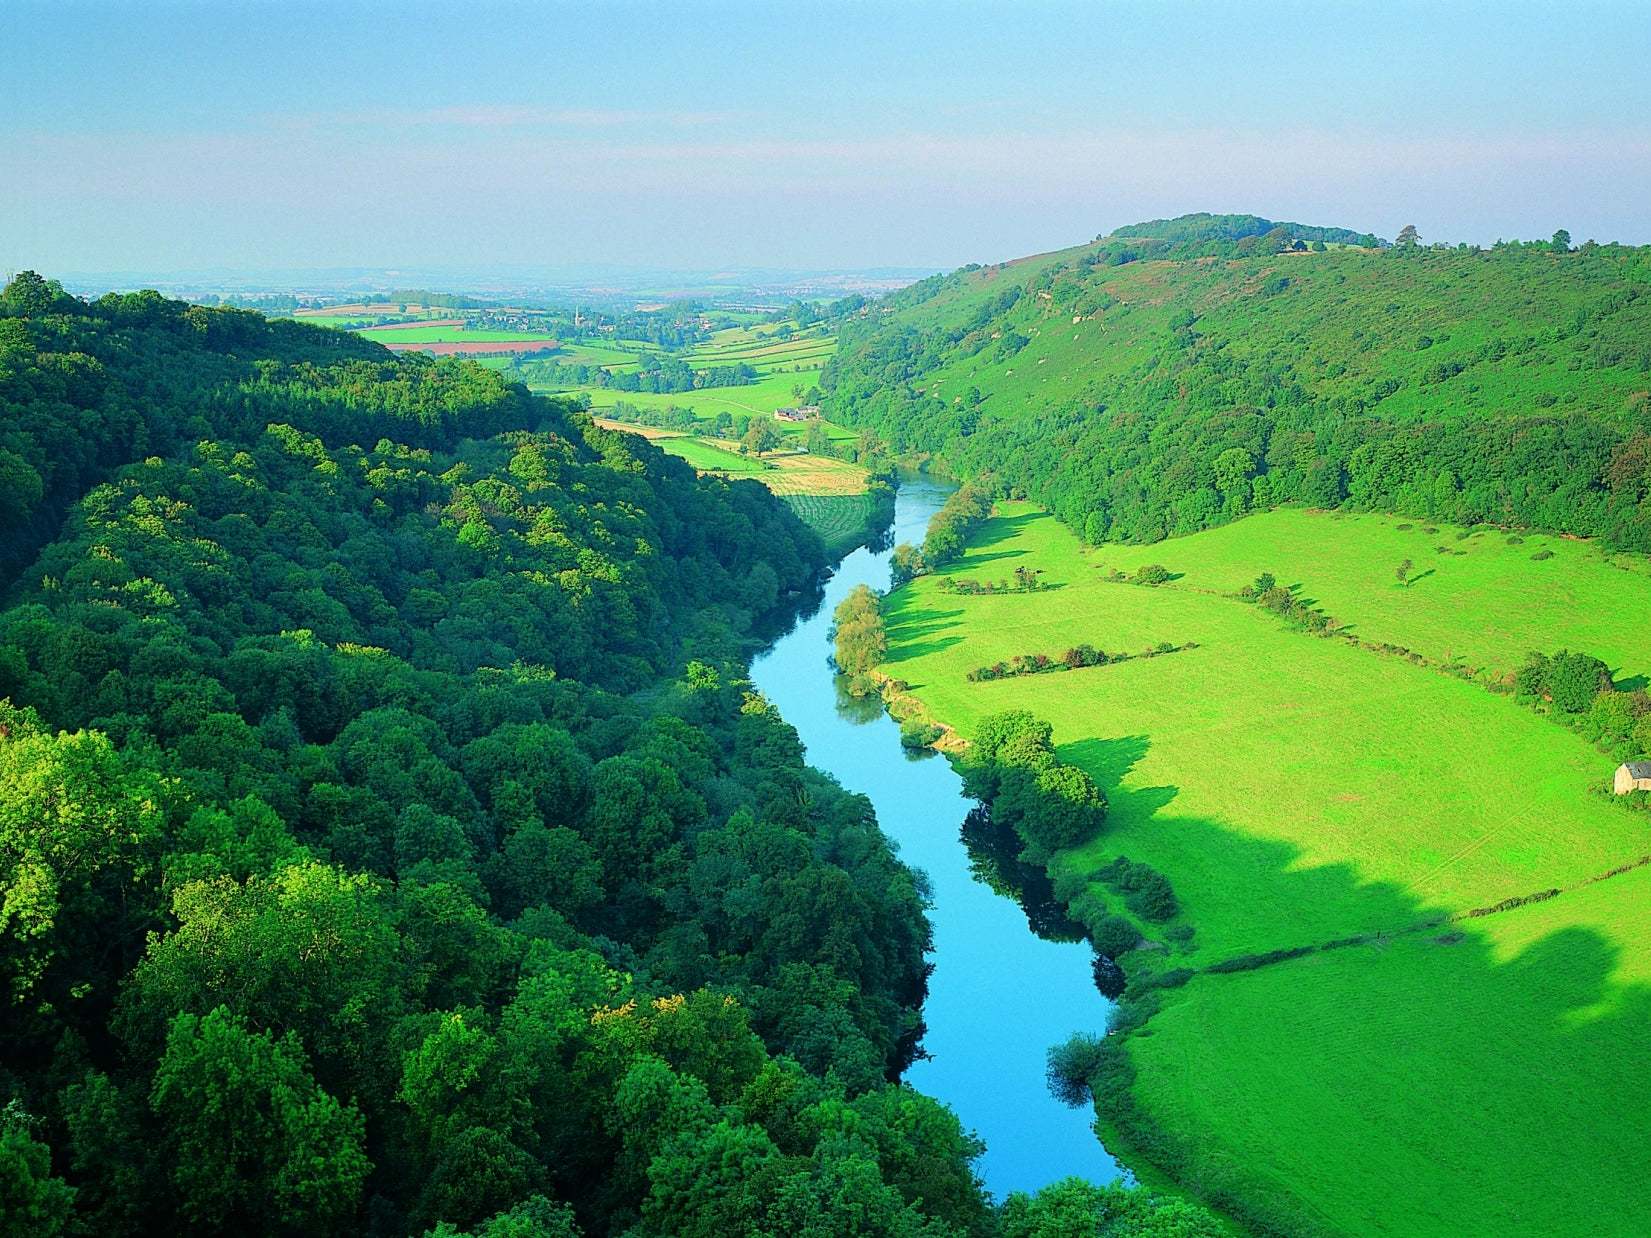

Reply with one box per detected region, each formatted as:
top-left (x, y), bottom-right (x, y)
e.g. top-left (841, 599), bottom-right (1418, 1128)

top-left (592, 417), bottom-right (882, 553)
top-left (1095, 508), bottom-right (1651, 684)
top-left (882, 502), bottom-right (1651, 1235)
top-left (362, 325), bottom-right (559, 344)
top-left (526, 323), bottom-right (845, 438)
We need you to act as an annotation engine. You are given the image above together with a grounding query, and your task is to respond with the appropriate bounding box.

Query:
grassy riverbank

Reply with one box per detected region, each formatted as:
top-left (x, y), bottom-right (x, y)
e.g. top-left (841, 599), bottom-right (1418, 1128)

top-left (883, 502), bottom-right (1651, 1235)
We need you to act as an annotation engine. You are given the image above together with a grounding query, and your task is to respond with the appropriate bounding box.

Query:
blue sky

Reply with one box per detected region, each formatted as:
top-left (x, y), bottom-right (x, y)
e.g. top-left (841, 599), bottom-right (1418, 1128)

top-left (5, 1), bottom-right (1650, 275)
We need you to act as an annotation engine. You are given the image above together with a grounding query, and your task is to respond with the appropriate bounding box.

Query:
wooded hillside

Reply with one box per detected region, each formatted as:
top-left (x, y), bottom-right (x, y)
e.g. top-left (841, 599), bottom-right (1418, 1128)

top-left (822, 216), bottom-right (1651, 549)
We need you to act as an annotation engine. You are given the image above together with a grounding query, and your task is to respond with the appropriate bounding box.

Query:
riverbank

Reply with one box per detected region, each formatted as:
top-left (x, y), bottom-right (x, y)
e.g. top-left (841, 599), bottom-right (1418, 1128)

top-left (875, 500), bottom-right (1651, 1236)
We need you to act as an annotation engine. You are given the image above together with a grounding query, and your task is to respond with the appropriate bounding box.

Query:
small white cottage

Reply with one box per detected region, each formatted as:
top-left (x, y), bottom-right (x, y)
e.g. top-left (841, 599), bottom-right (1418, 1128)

top-left (1613, 761), bottom-right (1651, 795)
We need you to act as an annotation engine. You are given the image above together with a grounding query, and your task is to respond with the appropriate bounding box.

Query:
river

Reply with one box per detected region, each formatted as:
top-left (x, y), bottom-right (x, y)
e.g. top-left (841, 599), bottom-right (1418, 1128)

top-left (750, 475), bottom-right (1122, 1198)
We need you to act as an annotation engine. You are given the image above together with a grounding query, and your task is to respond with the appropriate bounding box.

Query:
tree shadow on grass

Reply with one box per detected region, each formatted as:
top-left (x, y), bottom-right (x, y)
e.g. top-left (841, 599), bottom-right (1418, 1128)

top-left (1041, 730), bottom-right (1651, 1237)
top-left (883, 599), bottom-right (965, 664)
top-left (945, 547), bottom-right (1029, 568)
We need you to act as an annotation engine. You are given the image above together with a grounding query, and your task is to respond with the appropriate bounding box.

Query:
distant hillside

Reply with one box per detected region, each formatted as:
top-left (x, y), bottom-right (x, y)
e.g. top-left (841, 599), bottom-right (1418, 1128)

top-left (822, 219), bottom-right (1651, 549)
top-left (1107, 211), bottom-right (1384, 253)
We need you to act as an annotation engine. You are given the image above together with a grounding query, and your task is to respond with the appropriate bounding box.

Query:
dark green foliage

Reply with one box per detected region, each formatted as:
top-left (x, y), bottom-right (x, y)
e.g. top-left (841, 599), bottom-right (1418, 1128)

top-left (1090, 914), bottom-right (1141, 960)
top-left (1239, 576), bottom-right (1338, 633)
top-left (0, 283), bottom-right (1039, 1236)
top-left (937, 564), bottom-right (1049, 594)
top-left (1515, 649), bottom-right (1615, 713)
top-left (891, 480), bottom-right (995, 584)
top-left (0, 1101), bottom-right (75, 1235)
top-left (512, 354), bottom-right (757, 395)
top-left (963, 711), bottom-right (1106, 864)
top-left (1099, 858), bottom-right (1180, 923)
top-left (968, 641), bottom-right (1195, 682)
top-left (1107, 212), bottom-right (1383, 254)
top-left (1000, 1176), bottom-right (1224, 1238)
top-left (1046, 1032), bottom-right (1110, 1107)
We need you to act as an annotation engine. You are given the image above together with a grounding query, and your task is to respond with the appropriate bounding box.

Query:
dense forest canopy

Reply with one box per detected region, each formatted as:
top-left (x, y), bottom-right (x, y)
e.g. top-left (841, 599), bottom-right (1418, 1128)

top-left (821, 215), bottom-right (1651, 551)
top-left (0, 274), bottom-right (1221, 1235)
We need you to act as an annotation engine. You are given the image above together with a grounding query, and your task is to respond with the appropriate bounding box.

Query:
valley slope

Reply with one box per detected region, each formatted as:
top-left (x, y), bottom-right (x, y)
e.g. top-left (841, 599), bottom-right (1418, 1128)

top-left (834, 218), bottom-right (1651, 1235)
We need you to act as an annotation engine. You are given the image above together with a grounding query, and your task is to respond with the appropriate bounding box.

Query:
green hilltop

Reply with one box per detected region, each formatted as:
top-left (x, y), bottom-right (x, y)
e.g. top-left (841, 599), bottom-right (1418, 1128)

top-left (823, 213), bottom-right (1651, 549)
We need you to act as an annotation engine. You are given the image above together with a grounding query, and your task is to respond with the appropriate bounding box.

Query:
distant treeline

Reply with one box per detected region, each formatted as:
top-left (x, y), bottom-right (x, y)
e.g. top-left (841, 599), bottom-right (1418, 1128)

top-left (516, 353), bottom-right (756, 394)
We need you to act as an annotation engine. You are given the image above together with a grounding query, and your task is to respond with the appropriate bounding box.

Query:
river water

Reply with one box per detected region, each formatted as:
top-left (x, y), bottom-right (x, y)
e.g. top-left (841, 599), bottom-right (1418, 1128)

top-left (750, 475), bottom-right (1121, 1197)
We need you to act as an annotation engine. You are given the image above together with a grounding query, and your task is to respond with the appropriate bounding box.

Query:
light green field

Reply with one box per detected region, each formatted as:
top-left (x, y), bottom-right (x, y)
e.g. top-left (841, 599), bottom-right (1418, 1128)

top-left (655, 437), bottom-right (767, 473)
top-left (549, 341), bottom-right (644, 370)
top-left (887, 505), bottom-right (1645, 957)
top-left (568, 370), bottom-right (856, 444)
top-left (360, 325), bottom-right (559, 344)
top-left (619, 426), bottom-right (877, 552)
top-left (883, 502), bottom-right (1651, 1235)
top-left (1094, 507), bottom-right (1651, 684)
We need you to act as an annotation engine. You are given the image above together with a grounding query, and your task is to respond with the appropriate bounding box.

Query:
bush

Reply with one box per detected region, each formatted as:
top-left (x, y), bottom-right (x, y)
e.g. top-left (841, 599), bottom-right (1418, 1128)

top-left (1091, 954), bottom-right (1126, 999)
top-left (1532, 549), bottom-right (1555, 561)
top-left (1125, 873), bottom-right (1179, 922)
top-left (898, 718), bottom-right (943, 750)
top-left (1046, 1032), bottom-right (1109, 1107)
top-left (1090, 913), bottom-right (1140, 959)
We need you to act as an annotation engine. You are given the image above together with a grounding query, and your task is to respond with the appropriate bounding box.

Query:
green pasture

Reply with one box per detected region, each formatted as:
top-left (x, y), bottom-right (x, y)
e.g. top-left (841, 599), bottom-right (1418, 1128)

top-left (361, 325), bottom-right (559, 344)
top-left (568, 369), bottom-right (856, 442)
top-left (1129, 864), bottom-right (1651, 1236)
top-left (886, 505), bottom-right (1645, 959)
top-left (550, 341), bottom-right (644, 370)
top-left (1095, 507), bottom-right (1651, 685)
top-left (655, 436), bottom-right (768, 473)
top-left (883, 502), bottom-right (1651, 1235)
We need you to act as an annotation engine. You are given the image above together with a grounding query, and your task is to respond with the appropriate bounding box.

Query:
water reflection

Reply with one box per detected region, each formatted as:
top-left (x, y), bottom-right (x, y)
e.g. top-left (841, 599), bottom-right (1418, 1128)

top-left (749, 473), bottom-right (1120, 1196)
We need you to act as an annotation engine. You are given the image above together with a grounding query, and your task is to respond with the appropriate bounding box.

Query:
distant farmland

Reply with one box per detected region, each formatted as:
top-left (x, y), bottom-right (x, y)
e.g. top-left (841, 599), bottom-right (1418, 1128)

top-left (380, 339), bottom-right (560, 356)
top-left (359, 318), bottom-right (465, 332)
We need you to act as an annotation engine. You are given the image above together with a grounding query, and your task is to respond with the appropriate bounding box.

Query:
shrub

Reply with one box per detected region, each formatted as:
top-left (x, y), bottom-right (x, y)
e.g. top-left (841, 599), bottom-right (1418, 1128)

top-left (1091, 954), bottom-right (1126, 999)
top-left (1090, 913), bottom-right (1140, 959)
top-left (1532, 549), bottom-right (1555, 561)
top-left (898, 718), bottom-right (943, 750)
top-left (1125, 872), bottom-right (1179, 922)
top-left (1046, 1033), bottom-right (1109, 1107)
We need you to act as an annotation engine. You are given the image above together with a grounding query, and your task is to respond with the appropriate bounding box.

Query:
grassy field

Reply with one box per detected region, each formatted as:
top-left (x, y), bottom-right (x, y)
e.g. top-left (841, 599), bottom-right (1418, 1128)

top-left (882, 502), bottom-right (1651, 1234)
top-left (1094, 508), bottom-right (1651, 685)
top-left (356, 325), bottom-right (558, 344)
top-left (578, 372), bottom-right (857, 444)
top-left (596, 416), bottom-right (881, 553)
top-left (1127, 864), bottom-right (1651, 1236)
top-left (654, 436), bottom-right (767, 473)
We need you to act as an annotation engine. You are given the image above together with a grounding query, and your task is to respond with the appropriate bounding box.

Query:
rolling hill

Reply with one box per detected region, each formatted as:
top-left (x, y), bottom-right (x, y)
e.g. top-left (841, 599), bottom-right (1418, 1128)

top-left (822, 214), bottom-right (1651, 550)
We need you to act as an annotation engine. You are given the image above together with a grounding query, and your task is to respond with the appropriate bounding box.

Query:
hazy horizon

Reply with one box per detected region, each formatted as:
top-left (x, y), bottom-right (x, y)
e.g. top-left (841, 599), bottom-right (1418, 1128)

top-left (7, 0), bottom-right (1651, 276)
